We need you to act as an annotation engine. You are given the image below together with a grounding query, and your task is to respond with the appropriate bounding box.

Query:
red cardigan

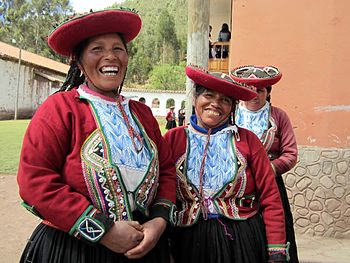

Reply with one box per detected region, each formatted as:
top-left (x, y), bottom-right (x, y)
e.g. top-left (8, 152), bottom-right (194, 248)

top-left (268, 106), bottom-right (298, 175)
top-left (17, 88), bottom-right (176, 233)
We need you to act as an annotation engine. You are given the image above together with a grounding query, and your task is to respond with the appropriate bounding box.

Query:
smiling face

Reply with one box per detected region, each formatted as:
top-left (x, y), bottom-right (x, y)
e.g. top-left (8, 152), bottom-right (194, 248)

top-left (243, 87), bottom-right (269, 111)
top-left (194, 86), bottom-right (234, 129)
top-left (78, 33), bottom-right (128, 98)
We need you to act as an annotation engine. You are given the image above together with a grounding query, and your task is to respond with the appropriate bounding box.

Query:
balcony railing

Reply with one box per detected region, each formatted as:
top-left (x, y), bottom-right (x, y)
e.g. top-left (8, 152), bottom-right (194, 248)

top-left (208, 41), bottom-right (230, 73)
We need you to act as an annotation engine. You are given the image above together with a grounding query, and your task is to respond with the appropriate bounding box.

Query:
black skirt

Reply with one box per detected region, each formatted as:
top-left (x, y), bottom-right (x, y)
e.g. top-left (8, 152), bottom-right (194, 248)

top-left (275, 175), bottom-right (299, 263)
top-left (20, 220), bottom-right (171, 263)
top-left (165, 120), bottom-right (177, 130)
top-left (170, 213), bottom-right (267, 263)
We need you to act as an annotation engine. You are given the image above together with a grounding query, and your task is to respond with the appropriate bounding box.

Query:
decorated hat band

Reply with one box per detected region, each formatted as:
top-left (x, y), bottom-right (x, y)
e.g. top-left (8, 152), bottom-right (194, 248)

top-left (48, 8), bottom-right (142, 57)
top-left (230, 65), bottom-right (282, 88)
top-left (186, 65), bottom-right (257, 101)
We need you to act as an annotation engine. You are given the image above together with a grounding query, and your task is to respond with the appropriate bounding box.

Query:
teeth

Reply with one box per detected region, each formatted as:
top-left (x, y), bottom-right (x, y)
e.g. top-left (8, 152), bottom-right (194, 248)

top-left (206, 110), bottom-right (220, 116)
top-left (101, 66), bottom-right (119, 75)
top-left (104, 72), bottom-right (117, 76)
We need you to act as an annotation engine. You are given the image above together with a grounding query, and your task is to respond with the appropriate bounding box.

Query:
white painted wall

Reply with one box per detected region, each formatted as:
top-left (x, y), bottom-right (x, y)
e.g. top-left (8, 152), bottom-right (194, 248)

top-left (0, 58), bottom-right (64, 119)
top-left (209, 0), bottom-right (232, 41)
top-left (122, 90), bottom-right (187, 117)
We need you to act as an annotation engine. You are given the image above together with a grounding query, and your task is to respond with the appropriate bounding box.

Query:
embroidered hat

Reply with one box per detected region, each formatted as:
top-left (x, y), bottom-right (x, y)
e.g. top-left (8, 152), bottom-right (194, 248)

top-left (230, 65), bottom-right (282, 89)
top-left (48, 8), bottom-right (142, 57)
top-left (186, 65), bottom-right (257, 101)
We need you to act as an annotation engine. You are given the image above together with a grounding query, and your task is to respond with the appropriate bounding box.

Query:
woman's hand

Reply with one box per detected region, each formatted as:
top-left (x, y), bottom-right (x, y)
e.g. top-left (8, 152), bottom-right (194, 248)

top-left (99, 221), bottom-right (144, 254)
top-left (124, 217), bottom-right (167, 259)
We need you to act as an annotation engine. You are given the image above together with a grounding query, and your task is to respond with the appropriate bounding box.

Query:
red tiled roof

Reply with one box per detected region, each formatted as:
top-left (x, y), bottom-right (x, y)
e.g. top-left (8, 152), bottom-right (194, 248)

top-left (0, 41), bottom-right (69, 74)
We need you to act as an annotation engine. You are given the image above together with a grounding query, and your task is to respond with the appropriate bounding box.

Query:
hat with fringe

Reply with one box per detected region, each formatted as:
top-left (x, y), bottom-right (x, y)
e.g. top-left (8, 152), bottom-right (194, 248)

top-left (186, 65), bottom-right (257, 101)
top-left (230, 65), bottom-right (282, 89)
top-left (48, 8), bottom-right (142, 57)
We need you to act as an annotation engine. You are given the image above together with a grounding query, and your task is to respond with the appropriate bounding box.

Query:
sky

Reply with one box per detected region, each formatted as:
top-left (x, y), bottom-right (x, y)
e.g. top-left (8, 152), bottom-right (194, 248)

top-left (70, 0), bottom-right (125, 13)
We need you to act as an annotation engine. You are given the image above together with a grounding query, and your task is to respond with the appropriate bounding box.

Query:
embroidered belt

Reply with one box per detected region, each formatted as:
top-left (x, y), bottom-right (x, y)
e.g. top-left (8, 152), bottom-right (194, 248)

top-left (202, 195), bottom-right (257, 219)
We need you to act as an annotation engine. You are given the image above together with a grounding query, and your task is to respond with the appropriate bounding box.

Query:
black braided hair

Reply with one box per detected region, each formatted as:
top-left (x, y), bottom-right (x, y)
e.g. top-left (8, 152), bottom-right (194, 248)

top-left (56, 38), bottom-right (88, 93)
top-left (58, 61), bottom-right (85, 92)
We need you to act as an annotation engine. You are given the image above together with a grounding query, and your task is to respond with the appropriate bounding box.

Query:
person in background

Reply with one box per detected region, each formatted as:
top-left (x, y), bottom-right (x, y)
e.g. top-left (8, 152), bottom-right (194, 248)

top-left (232, 65), bottom-right (298, 263)
top-left (139, 97), bottom-right (146, 104)
top-left (164, 65), bottom-right (289, 263)
top-left (17, 8), bottom-right (176, 263)
top-left (209, 25), bottom-right (214, 58)
top-left (178, 106), bottom-right (186, 126)
top-left (165, 106), bottom-right (177, 130)
top-left (216, 23), bottom-right (231, 58)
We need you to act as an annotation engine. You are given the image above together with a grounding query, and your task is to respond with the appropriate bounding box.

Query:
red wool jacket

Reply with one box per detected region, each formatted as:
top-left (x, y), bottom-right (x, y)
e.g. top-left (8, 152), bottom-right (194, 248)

top-left (17, 88), bottom-right (176, 233)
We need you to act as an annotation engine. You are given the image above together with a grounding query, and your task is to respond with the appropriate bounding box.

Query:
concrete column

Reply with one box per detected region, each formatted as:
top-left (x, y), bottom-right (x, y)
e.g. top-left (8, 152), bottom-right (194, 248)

top-left (186, 0), bottom-right (210, 122)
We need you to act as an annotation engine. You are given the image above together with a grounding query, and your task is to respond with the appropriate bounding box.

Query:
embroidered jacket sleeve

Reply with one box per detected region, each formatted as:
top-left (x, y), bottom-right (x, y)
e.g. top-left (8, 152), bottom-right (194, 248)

top-left (17, 90), bottom-right (99, 233)
top-left (269, 106), bottom-right (298, 175)
top-left (130, 101), bottom-right (177, 223)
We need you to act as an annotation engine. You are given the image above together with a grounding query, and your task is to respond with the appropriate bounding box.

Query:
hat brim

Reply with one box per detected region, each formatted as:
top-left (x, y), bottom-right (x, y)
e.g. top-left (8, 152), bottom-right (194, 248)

top-left (48, 9), bottom-right (142, 57)
top-left (186, 66), bottom-right (257, 101)
top-left (230, 65), bottom-right (282, 88)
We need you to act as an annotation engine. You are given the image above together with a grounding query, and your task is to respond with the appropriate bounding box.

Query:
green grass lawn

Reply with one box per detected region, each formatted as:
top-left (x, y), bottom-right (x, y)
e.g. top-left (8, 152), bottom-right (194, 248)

top-left (0, 117), bottom-right (167, 175)
top-left (0, 120), bottom-right (29, 174)
top-left (156, 116), bottom-right (167, 135)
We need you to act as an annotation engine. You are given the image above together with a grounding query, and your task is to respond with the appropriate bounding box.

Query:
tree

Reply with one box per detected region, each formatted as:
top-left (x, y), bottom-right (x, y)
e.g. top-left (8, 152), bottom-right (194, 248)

top-left (148, 63), bottom-right (186, 91)
top-left (120, 0), bottom-right (187, 86)
top-left (156, 9), bottom-right (179, 65)
top-left (0, 0), bottom-right (73, 62)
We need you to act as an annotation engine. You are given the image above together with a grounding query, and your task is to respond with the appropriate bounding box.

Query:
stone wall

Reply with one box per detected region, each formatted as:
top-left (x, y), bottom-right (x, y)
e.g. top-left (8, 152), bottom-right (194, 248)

top-left (285, 146), bottom-right (350, 238)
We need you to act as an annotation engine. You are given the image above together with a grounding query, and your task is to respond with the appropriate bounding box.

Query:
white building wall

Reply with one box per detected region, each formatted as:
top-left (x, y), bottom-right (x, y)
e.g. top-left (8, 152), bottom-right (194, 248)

top-left (122, 90), bottom-right (187, 117)
top-left (0, 60), bottom-right (19, 116)
top-left (0, 59), bottom-right (64, 119)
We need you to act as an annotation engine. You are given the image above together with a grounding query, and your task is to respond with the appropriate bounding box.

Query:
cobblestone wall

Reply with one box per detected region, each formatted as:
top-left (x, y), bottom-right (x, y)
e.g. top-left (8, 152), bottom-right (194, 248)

top-left (285, 146), bottom-right (350, 238)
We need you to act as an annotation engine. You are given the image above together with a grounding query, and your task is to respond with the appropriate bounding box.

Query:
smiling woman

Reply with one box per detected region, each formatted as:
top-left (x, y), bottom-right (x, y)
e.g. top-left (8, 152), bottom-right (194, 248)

top-left (17, 8), bottom-right (176, 263)
top-left (163, 65), bottom-right (291, 263)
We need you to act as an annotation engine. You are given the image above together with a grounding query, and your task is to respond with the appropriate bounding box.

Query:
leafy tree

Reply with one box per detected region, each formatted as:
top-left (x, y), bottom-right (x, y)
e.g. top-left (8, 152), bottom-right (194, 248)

top-left (0, 0), bottom-right (73, 62)
top-left (120, 0), bottom-right (187, 87)
top-left (148, 62), bottom-right (186, 91)
top-left (156, 9), bottom-right (179, 65)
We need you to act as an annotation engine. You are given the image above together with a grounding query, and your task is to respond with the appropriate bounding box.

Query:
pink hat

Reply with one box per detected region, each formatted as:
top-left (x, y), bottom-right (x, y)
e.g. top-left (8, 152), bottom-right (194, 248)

top-left (48, 8), bottom-right (142, 57)
top-left (230, 65), bottom-right (282, 89)
top-left (186, 65), bottom-right (257, 101)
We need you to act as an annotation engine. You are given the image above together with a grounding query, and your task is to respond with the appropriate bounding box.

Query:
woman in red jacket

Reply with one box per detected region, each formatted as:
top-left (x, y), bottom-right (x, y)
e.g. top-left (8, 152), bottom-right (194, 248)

top-left (17, 8), bottom-right (176, 263)
top-left (164, 65), bottom-right (289, 263)
top-left (232, 65), bottom-right (298, 263)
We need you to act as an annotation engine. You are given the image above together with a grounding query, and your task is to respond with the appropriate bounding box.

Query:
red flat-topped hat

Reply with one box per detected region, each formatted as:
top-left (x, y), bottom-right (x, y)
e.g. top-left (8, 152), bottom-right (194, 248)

top-left (48, 8), bottom-right (142, 57)
top-left (230, 65), bottom-right (282, 89)
top-left (186, 65), bottom-right (257, 101)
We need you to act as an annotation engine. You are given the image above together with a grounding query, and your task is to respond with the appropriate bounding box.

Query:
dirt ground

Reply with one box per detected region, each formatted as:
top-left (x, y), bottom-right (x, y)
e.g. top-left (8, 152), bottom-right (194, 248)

top-left (0, 174), bottom-right (38, 262)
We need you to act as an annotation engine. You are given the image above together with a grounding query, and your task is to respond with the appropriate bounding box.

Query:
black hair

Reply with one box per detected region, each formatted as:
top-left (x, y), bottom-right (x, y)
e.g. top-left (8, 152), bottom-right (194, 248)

top-left (266, 86), bottom-right (272, 102)
top-left (58, 33), bottom-right (128, 93)
top-left (221, 23), bottom-right (230, 32)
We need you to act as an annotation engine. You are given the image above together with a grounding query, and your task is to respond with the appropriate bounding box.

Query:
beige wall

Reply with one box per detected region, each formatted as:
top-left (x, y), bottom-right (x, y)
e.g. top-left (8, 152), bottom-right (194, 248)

top-left (209, 0), bottom-right (232, 41)
top-left (230, 0), bottom-right (350, 148)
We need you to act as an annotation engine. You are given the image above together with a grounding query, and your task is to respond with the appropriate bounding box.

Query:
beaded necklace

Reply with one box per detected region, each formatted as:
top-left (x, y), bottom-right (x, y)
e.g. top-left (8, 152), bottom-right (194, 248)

top-left (116, 97), bottom-right (144, 153)
top-left (198, 128), bottom-right (212, 220)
